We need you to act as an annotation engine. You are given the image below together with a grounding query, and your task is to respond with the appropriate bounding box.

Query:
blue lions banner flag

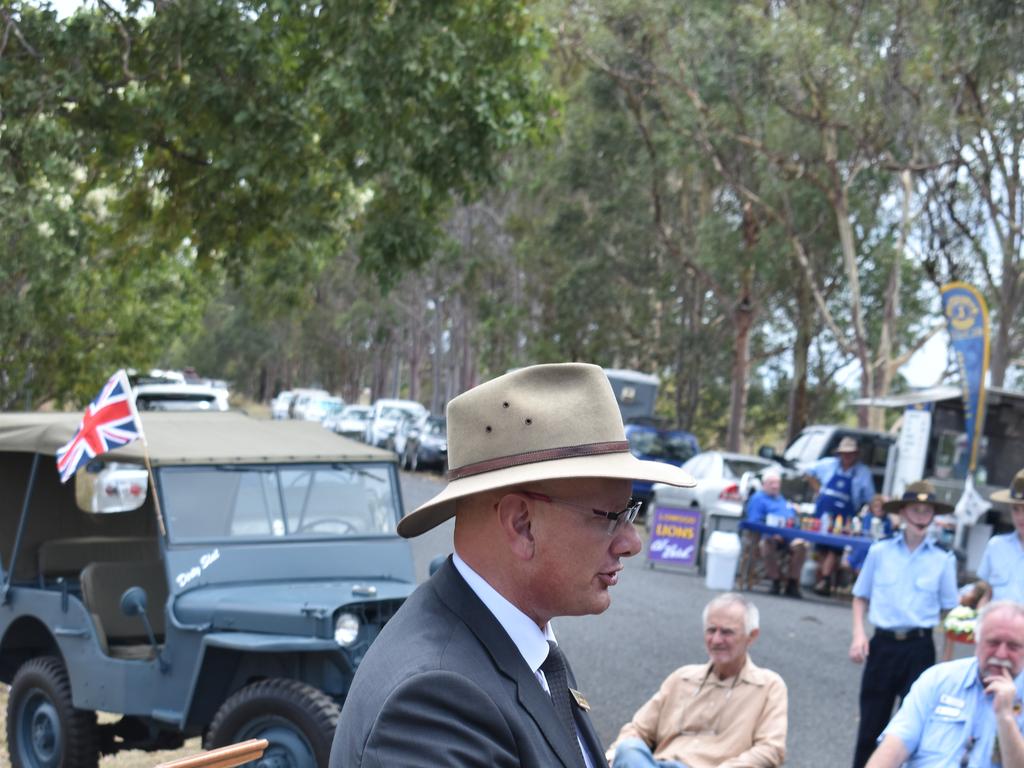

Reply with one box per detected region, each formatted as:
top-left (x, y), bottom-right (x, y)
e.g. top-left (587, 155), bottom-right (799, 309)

top-left (940, 282), bottom-right (990, 474)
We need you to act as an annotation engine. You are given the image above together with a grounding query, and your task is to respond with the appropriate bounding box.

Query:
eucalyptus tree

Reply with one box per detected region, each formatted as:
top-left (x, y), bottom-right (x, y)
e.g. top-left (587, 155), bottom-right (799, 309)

top-left (0, 0), bottom-right (550, 405)
top-left (920, 1), bottom-right (1024, 386)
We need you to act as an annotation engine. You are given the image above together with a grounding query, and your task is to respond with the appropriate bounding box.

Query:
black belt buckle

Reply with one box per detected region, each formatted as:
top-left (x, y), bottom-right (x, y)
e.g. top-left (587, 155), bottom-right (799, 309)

top-left (893, 630), bottom-right (909, 641)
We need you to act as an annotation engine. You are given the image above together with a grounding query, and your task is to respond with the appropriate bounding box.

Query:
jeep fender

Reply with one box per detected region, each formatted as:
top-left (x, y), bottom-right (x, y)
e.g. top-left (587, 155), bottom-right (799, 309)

top-left (181, 632), bottom-right (350, 731)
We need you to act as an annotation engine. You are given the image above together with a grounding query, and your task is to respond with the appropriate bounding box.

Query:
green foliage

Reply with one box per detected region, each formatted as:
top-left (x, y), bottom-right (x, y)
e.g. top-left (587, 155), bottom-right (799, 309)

top-left (0, 0), bottom-right (550, 406)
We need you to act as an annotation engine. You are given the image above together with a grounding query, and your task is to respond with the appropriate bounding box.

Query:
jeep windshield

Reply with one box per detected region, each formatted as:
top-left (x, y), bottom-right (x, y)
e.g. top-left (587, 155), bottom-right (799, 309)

top-left (159, 462), bottom-right (401, 543)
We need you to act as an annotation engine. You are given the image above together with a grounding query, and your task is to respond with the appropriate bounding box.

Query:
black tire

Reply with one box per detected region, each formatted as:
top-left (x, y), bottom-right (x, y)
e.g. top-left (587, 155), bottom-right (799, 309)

top-left (204, 679), bottom-right (340, 768)
top-left (7, 656), bottom-right (99, 768)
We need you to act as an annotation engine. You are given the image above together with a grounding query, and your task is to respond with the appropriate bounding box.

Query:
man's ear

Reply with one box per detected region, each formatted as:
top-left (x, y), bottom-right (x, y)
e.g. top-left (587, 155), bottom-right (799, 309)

top-left (495, 492), bottom-right (535, 561)
top-left (748, 628), bottom-right (760, 645)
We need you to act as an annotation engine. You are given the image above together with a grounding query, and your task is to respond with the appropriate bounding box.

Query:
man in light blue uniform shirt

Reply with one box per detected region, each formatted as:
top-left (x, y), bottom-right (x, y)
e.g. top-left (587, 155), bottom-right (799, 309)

top-left (980, 469), bottom-right (1024, 604)
top-left (806, 437), bottom-right (876, 595)
top-left (849, 481), bottom-right (960, 768)
top-left (866, 601), bottom-right (1024, 768)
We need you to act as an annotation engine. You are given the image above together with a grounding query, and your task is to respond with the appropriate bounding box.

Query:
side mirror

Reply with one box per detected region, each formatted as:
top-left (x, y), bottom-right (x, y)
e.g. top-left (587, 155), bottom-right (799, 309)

top-left (119, 586), bottom-right (169, 673)
top-left (758, 445), bottom-right (777, 460)
top-left (120, 585), bottom-right (148, 617)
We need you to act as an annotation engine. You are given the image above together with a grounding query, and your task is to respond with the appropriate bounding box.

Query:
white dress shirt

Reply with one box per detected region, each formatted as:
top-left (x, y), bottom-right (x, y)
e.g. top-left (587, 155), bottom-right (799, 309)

top-left (453, 552), bottom-right (594, 767)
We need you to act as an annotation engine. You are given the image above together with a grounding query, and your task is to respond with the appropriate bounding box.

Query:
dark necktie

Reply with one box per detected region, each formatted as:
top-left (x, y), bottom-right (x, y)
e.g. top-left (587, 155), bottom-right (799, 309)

top-left (541, 641), bottom-right (586, 767)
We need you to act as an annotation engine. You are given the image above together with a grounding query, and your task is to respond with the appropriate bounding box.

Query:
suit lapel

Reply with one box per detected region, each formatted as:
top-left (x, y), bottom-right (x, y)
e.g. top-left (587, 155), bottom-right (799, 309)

top-left (432, 559), bottom-right (587, 768)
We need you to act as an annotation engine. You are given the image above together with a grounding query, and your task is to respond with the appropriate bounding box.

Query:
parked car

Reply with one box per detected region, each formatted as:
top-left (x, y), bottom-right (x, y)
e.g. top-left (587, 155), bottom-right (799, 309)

top-left (270, 390), bottom-right (295, 420)
top-left (673, 450), bottom-right (782, 531)
top-left (134, 381), bottom-right (229, 412)
top-left (0, 412), bottom-right (415, 768)
top-left (396, 415), bottom-right (447, 471)
top-left (624, 422), bottom-right (700, 518)
top-left (288, 388), bottom-right (331, 420)
top-left (325, 404), bottom-right (373, 441)
top-left (364, 399), bottom-right (428, 448)
top-left (301, 395), bottom-right (345, 423)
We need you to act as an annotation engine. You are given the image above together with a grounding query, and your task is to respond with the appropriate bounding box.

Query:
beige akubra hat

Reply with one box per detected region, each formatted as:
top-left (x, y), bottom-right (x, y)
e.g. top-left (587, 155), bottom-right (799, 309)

top-left (990, 468), bottom-right (1024, 504)
top-left (397, 363), bottom-right (696, 537)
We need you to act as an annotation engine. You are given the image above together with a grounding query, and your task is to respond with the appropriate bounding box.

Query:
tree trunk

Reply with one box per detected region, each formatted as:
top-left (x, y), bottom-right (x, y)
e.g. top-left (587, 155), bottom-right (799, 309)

top-left (726, 201), bottom-right (759, 451)
top-left (788, 270), bottom-right (812, 444)
top-left (727, 281), bottom-right (754, 452)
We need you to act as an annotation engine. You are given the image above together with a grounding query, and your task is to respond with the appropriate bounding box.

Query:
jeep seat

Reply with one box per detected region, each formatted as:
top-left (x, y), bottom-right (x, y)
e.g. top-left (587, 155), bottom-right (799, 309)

top-left (80, 559), bottom-right (168, 660)
top-left (38, 536), bottom-right (159, 580)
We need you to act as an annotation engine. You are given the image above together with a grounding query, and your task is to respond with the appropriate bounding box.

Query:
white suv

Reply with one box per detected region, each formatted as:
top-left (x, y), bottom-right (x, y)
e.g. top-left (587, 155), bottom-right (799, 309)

top-left (365, 399), bottom-right (428, 448)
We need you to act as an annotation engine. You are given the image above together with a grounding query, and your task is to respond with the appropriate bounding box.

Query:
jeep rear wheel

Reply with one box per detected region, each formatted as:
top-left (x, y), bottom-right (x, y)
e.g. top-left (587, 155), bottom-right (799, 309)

top-left (205, 679), bottom-right (339, 768)
top-left (7, 656), bottom-right (99, 768)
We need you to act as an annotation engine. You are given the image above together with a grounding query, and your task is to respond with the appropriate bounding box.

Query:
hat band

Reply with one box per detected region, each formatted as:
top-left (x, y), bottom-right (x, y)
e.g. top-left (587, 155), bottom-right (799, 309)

top-left (447, 441), bottom-right (631, 481)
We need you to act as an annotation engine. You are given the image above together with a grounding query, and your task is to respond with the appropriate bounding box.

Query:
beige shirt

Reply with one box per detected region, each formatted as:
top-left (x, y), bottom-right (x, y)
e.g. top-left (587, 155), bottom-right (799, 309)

top-left (606, 658), bottom-right (787, 768)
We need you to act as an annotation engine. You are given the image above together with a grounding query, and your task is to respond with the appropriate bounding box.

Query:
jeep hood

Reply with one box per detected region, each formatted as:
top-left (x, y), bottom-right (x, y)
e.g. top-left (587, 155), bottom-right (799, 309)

top-left (172, 579), bottom-right (413, 636)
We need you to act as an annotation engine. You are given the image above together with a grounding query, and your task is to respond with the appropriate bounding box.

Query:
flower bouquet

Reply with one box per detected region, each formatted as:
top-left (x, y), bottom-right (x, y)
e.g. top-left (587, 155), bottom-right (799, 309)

top-left (943, 605), bottom-right (977, 644)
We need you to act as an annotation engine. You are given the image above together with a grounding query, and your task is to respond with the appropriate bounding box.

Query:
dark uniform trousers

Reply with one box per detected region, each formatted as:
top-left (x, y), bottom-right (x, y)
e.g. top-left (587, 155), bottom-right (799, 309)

top-left (852, 630), bottom-right (935, 768)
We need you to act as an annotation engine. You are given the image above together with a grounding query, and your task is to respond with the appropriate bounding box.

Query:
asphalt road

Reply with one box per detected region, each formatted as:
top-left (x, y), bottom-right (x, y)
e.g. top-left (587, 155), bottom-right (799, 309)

top-left (400, 471), bottom-right (873, 767)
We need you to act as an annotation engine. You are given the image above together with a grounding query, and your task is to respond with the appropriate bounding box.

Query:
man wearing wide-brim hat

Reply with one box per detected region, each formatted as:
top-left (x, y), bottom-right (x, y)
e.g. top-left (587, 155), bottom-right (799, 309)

top-left (847, 480), bottom-right (960, 768)
top-left (330, 363), bottom-right (695, 768)
top-left (805, 436), bottom-right (876, 596)
top-left (979, 468), bottom-right (1024, 604)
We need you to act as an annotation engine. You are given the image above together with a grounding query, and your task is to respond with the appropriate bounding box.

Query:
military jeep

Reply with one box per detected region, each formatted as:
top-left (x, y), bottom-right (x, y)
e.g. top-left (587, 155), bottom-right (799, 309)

top-left (0, 412), bottom-right (415, 767)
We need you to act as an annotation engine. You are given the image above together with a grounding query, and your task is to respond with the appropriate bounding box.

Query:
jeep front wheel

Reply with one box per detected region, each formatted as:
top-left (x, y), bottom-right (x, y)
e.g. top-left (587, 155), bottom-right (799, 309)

top-left (205, 679), bottom-right (339, 768)
top-left (7, 656), bottom-right (99, 768)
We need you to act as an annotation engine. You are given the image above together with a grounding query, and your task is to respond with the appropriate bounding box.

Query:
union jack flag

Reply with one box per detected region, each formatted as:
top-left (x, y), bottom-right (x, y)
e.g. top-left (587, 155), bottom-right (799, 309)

top-left (56, 369), bottom-right (144, 483)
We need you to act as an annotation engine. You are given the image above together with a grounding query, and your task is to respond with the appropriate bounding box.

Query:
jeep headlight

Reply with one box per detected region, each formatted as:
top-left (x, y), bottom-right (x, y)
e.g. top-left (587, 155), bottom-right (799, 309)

top-left (334, 612), bottom-right (361, 646)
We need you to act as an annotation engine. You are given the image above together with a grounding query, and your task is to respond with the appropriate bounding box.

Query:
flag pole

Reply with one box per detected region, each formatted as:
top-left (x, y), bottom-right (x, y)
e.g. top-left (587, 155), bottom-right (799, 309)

top-left (122, 371), bottom-right (167, 538)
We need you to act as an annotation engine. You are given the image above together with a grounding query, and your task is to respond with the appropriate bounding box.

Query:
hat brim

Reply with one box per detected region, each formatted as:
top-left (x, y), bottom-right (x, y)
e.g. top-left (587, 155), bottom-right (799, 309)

top-left (989, 488), bottom-right (1021, 504)
top-left (397, 452), bottom-right (696, 538)
top-left (882, 498), bottom-right (953, 516)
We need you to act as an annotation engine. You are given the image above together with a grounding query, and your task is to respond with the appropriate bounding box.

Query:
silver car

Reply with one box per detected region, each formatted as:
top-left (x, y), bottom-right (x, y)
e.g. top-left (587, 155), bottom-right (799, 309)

top-left (671, 451), bottom-right (782, 531)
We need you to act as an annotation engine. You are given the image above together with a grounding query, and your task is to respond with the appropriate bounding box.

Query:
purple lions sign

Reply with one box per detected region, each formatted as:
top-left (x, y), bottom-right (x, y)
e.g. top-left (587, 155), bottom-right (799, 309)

top-left (647, 506), bottom-right (701, 567)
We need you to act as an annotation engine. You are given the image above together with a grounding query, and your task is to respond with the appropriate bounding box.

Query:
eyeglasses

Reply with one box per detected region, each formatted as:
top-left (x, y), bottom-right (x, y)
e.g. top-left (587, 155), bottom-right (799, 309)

top-left (520, 491), bottom-right (642, 535)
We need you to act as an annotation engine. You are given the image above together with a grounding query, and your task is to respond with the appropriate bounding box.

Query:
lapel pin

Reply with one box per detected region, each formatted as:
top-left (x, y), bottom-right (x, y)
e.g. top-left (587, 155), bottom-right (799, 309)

top-left (569, 688), bottom-right (590, 711)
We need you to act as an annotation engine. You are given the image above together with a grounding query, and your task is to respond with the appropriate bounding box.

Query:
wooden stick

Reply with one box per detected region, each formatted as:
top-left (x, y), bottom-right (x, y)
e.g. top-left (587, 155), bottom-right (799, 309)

top-left (154, 738), bottom-right (269, 768)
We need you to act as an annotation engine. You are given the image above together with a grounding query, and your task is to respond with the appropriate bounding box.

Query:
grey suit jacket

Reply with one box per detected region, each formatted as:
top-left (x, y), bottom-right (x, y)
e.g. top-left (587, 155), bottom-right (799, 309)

top-left (329, 557), bottom-right (604, 767)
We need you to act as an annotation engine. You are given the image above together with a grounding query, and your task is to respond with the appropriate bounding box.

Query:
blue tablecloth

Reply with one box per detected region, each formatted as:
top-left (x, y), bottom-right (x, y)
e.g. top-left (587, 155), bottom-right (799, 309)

top-left (739, 520), bottom-right (874, 559)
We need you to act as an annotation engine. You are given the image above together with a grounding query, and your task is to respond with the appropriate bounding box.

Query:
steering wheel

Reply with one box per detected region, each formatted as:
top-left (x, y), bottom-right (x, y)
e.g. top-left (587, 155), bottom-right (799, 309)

top-left (294, 518), bottom-right (357, 534)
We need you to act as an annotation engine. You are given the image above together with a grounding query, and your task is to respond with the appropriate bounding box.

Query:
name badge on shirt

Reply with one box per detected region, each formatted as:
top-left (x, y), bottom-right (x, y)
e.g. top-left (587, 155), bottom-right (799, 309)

top-left (940, 694), bottom-right (966, 709)
top-left (934, 704), bottom-right (962, 718)
top-left (570, 688), bottom-right (591, 711)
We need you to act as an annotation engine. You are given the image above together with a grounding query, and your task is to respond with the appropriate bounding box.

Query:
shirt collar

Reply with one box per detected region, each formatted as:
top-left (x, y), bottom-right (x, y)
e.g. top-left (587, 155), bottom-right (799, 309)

top-left (452, 551), bottom-right (554, 673)
top-left (895, 531), bottom-right (938, 552)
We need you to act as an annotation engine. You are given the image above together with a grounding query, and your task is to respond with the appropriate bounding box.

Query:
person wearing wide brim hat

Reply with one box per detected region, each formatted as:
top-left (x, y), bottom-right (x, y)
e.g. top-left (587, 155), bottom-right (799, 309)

top-left (977, 469), bottom-right (1024, 604)
top-left (847, 479), bottom-right (959, 768)
top-left (806, 436), bottom-right (876, 597)
top-left (880, 480), bottom-right (954, 516)
top-left (331, 363), bottom-right (695, 768)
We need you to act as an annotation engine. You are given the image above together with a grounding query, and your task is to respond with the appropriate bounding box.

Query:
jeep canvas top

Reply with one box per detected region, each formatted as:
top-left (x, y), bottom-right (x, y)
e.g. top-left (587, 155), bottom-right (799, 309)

top-left (0, 412), bottom-right (415, 768)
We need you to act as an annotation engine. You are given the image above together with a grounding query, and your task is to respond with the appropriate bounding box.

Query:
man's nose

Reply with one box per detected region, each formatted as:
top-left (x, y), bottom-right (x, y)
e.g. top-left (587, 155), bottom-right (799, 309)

top-left (614, 521), bottom-right (643, 557)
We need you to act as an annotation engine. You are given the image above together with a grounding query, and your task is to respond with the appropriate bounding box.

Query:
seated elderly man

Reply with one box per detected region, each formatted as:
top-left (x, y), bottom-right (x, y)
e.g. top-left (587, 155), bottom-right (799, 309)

top-left (745, 470), bottom-right (807, 597)
top-left (606, 593), bottom-right (787, 768)
top-left (865, 600), bottom-right (1024, 768)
